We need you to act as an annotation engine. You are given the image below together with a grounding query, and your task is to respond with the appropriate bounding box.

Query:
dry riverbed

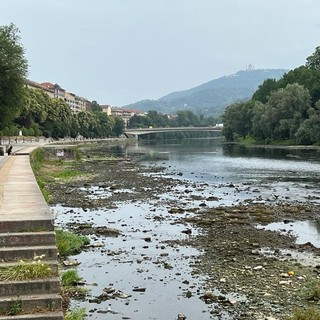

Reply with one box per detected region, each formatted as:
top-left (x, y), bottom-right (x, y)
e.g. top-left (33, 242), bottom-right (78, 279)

top-left (47, 144), bottom-right (320, 319)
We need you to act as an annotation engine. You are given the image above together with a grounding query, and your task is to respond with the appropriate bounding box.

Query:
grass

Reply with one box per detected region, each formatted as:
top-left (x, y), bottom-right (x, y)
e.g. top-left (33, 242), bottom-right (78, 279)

top-left (64, 308), bottom-right (86, 320)
top-left (301, 280), bottom-right (320, 301)
top-left (61, 269), bottom-right (81, 287)
top-left (61, 269), bottom-right (88, 306)
top-left (52, 168), bottom-right (81, 179)
top-left (285, 308), bottom-right (320, 320)
top-left (55, 229), bottom-right (90, 257)
top-left (0, 256), bottom-right (56, 281)
top-left (0, 299), bottom-right (22, 316)
top-left (30, 147), bottom-right (86, 203)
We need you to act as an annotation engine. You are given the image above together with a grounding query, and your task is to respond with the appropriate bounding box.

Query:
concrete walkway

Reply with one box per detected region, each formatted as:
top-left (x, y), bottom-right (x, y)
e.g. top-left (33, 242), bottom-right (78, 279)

top-left (0, 144), bottom-right (64, 320)
top-left (0, 148), bottom-right (49, 219)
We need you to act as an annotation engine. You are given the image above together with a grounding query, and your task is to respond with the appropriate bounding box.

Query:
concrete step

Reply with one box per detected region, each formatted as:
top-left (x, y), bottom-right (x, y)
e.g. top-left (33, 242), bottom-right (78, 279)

top-left (0, 311), bottom-right (64, 320)
top-left (0, 245), bottom-right (58, 262)
top-left (0, 293), bottom-right (62, 313)
top-left (0, 260), bottom-right (59, 273)
top-left (0, 231), bottom-right (56, 248)
top-left (0, 219), bottom-right (54, 233)
top-left (0, 278), bottom-right (61, 296)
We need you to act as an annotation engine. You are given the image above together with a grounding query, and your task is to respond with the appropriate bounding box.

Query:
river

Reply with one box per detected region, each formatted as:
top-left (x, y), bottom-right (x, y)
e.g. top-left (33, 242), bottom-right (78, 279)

top-left (54, 138), bottom-right (320, 320)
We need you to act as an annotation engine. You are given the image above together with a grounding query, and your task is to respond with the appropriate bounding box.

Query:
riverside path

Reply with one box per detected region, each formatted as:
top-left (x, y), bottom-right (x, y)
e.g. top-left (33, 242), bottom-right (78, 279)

top-left (0, 143), bottom-right (64, 320)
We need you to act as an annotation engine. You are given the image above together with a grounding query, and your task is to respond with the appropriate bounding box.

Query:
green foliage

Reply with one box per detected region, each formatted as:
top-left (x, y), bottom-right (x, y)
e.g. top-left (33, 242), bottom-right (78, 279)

top-left (128, 109), bottom-right (218, 130)
top-left (0, 24), bottom-right (28, 129)
top-left (55, 229), bottom-right (90, 257)
top-left (301, 280), bottom-right (320, 301)
top-left (306, 46), bottom-right (320, 70)
top-left (7, 300), bottom-right (22, 316)
top-left (52, 168), bottom-right (81, 180)
top-left (91, 100), bottom-right (102, 112)
top-left (64, 308), bottom-right (87, 320)
top-left (112, 116), bottom-right (125, 137)
top-left (285, 308), bottom-right (320, 320)
top-left (30, 148), bottom-right (45, 172)
top-left (61, 269), bottom-right (82, 287)
top-left (0, 257), bottom-right (55, 281)
top-left (222, 45), bottom-right (320, 145)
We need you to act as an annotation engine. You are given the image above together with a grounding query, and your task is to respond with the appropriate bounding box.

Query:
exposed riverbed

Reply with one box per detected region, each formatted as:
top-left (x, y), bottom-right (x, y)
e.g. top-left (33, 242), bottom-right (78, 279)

top-left (50, 140), bottom-right (320, 320)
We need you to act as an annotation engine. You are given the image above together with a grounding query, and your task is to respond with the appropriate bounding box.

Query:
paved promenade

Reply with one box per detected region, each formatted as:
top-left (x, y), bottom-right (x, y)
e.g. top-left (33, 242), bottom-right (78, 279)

top-left (0, 143), bottom-right (52, 221)
top-left (0, 142), bottom-right (64, 319)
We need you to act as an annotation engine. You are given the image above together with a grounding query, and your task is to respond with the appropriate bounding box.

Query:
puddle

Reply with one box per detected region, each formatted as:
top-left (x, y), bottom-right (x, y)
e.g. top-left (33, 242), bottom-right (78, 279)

top-left (257, 220), bottom-right (320, 247)
top-left (260, 247), bottom-right (320, 267)
top-left (79, 186), bottom-right (135, 200)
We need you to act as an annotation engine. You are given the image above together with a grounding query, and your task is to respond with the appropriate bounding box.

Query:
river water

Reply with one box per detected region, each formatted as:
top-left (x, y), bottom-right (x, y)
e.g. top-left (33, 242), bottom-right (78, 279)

top-left (54, 138), bottom-right (320, 320)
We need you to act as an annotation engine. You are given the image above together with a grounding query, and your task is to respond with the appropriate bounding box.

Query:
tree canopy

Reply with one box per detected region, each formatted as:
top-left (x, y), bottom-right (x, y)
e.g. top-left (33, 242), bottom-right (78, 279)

top-left (0, 24), bottom-right (28, 129)
top-left (222, 45), bottom-right (320, 145)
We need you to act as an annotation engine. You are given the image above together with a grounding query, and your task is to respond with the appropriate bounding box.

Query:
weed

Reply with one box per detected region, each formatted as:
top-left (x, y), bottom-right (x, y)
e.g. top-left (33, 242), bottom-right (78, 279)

top-left (62, 270), bottom-right (89, 303)
top-left (55, 229), bottom-right (90, 257)
top-left (0, 256), bottom-right (56, 281)
top-left (64, 308), bottom-right (86, 320)
top-left (52, 168), bottom-right (81, 180)
top-left (8, 299), bottom-right (22, 316)
top-left (61, 269), bottom-right (81, 287)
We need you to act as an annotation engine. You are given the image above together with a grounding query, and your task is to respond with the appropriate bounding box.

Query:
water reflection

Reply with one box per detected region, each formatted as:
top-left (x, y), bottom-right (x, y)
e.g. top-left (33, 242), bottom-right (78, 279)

top-left (257, 220), bottom-right (320, 247)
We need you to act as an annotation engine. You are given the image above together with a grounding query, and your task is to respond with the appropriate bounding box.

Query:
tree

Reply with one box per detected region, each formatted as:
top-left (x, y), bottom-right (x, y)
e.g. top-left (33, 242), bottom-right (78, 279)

top-left (252, 78), bottom-right (279, 104)
top-left (306, 46), bottom-right (320, 70)
top-left (91, 100), bottom-right (102, 112)
top-left (222, 102), bottom-right (253, 141)
top-left (0, 24), bottom-right (28, 129)
top-left (113, 117), bottom-right (125, 137)
top-left (295, 100), bottom-right (320, 144)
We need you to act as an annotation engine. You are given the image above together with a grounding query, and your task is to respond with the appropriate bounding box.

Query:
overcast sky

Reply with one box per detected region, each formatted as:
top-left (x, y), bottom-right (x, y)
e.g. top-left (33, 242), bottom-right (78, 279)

top-left (1, 0), bottom-right (320, 106)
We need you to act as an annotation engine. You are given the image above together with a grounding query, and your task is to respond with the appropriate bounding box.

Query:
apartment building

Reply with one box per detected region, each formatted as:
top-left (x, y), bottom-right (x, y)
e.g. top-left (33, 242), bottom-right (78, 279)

top-left (25, 80), bottom-right (91, 113)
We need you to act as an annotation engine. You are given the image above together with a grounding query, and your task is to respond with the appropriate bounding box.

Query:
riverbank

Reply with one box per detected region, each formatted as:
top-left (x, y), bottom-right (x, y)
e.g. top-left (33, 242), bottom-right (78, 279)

top-left (42, 142), bottom-right (320, 319)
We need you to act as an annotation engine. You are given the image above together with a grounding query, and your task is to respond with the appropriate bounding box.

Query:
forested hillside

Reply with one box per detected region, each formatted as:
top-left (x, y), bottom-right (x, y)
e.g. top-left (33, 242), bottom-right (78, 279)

top-left (124, 69), bottom-right (286, 116)
top-left (222, 46), bottom-right (320, 145)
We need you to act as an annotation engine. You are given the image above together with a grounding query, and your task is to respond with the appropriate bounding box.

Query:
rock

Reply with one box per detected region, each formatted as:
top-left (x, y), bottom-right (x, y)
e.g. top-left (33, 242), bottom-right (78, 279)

top-left (253, 266), bottom-right (263, 271)
top-left (203, 290), bottom-right (215, 300)
top-left (103, 287), bottom-right (115, 294)
top-left (177, 314), bottom-right (187, 320)
top-left (63, 259), bottom-right (80, 266)
top-left (132, 287), bottom-right (146, 292)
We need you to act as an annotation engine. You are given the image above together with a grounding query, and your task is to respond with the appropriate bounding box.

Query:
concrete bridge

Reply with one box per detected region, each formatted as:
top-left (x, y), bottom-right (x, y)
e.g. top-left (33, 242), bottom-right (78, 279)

top-left (124, 126), bottom-right (223, 139)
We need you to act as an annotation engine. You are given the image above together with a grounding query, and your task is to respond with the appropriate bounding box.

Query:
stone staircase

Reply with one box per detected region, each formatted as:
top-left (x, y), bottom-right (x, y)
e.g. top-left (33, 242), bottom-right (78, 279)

top-left (0, 219), bottom-right (64, 320)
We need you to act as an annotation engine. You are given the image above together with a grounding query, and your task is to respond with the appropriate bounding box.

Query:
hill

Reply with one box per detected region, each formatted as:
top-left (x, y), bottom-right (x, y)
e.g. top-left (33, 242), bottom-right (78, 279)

top-left (124, 69), bottom-right (287, 116)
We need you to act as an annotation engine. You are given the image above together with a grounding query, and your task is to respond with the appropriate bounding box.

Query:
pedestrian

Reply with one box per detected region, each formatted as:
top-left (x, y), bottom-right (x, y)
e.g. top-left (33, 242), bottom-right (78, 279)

top-left (7, 145), bottom-right (13, 156)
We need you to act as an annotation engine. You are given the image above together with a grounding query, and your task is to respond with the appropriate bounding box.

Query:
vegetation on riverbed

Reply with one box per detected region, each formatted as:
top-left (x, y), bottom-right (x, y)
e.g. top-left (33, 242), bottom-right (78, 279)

top-left (56, 229), bottom-right (90, 257)
top-left (30, 147), bottom-right (86, 203)
top-left (64, 308), bottom-right (86, 320)
top-left (286, 308), bottom-right (320, 320)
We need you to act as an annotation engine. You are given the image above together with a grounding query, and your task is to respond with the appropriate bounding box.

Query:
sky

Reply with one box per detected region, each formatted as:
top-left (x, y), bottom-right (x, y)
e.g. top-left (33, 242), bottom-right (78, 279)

top-left (1, 0), bottom-right (320, 107)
